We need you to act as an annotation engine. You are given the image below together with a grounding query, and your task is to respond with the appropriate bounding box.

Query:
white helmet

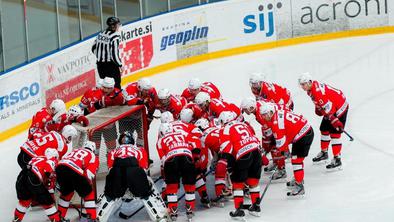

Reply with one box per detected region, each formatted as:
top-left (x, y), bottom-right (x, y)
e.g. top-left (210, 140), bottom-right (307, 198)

top-left (195, 118), bottom-right (210, 130)
top-left (219, 111), bottom-right (236, 126)
top-left (188, 78), bottom-right (202, 90)
top-left (195, 92), bottom-right (210, 105)
top-left (298, 72), bottom-right (313, 84)
top-left (249, 73), bottom-right (264, 86)
top-left (240, 97), bottom-right (256, 110)
top-left (259, 102), bottom-right (275, 115)
top-left (83, 140), bottom-right (96, 152)
top-left (68, 105), bottom-right (83, 117)
top-left (160, 111), bottom-right (174, 123)
top-left (180, 108), bottom-right (193, 123)
top-left (159, 123), bottom-right (173, 137)
top-left (138, 78), bottom-right (152, 91)
top-left (50, 99), bottom-right (66, 115)
top-left (61, 125), bottom-right (78, 143)
top-left (158, 88), bottom-right (171, 100)
top-left (97, 78), bottom-right (104, 88)
top-left (45, 148), bottom-right (59, 160)
top-left (102, 77), bottom-right (115, 88)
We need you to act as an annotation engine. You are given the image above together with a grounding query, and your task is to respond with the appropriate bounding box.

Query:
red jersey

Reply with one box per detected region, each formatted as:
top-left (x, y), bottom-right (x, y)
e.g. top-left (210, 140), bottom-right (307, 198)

top-left (156, 131), bottom-right (194, 163)
top-left (123, 82), bottom-right (159, 114)
top-left (308, 81), bottom-right (348, 118)
top-left (219, 121), bottom-right (260, 160)
top-left (45, 113), bottom-right (68, 133)
top-left (29, 156), bottom-right (56, 184)
top-left (255, 82), bottom-right (293, 108)
top-left (59, 148), bottom-right (99, 181)
top-left (182, 82), bottom-right (221, 102)
top-left (107, 145), bottom-right (148, 170)
top-left (157, 95), bottom-right (187, 119)
top-left (172, 120), bottom-right (203, 138)
top-left (268, 110), bottom-right (311, 151)
top-left (21, 131), bottom-right (69, 158)
top-left (28, 108), bottom-right (53, 140)
top-left (101, 88), bottom-right (125, 107)
top-left (208, 99), bottom-right (241, 120)
top-left (80, 86), bottom-right (104, 114)
top-left (201, 126), bottom-right (221, 154)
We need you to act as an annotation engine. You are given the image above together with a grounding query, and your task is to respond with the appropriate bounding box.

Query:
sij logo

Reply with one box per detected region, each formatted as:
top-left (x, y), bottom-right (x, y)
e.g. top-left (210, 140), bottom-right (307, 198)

top-left (243, 2), bottom-right (282, 37)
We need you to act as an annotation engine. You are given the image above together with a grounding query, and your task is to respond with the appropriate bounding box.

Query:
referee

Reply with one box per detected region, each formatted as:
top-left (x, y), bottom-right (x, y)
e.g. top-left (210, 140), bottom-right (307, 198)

top-left (92, 17), bottom-right (123, 89)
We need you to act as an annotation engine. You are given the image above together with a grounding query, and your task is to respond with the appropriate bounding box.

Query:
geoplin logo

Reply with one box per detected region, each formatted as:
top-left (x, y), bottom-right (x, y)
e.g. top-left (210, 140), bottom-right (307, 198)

top-left (243, 2), bottom-right (283, 37)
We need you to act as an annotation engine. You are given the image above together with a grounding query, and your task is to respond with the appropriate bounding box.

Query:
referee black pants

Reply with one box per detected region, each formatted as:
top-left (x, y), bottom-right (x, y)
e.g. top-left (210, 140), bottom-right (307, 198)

top-left (96, 61), bottom-right (121, 89)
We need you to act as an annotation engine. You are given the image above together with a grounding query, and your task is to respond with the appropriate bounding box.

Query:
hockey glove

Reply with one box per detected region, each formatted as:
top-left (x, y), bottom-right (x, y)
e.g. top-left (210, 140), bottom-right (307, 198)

top-left (315, 107), bottom-right (324, 116)
top-left (330, 116), bottom-right (344, 132)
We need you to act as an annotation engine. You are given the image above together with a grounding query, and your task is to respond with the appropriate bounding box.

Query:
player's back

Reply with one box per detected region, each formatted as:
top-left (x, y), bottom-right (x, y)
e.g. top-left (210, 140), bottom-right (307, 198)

top-left (59, 148), bottom-right (97, 176)
top-left (21, 131), bottom-right (67, 158)
top-left (108, 144), bottom-right (148, 169)
top-left (271, 109), bottom-right (309, 142)
top-left (201, 82), bottom-right (221, 100)
top-left (157, 131), bottom-right (192, 160)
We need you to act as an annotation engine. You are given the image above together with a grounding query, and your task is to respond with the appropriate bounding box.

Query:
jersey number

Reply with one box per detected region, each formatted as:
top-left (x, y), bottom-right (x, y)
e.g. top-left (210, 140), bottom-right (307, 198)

top-left (36, 134), bottom-right (55, 146)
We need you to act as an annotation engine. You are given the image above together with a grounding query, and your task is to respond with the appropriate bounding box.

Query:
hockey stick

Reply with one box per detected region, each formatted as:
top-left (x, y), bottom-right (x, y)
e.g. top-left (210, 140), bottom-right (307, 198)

top-left (243, 167), bottom-right (277, 209)
top-left (343, 130), bottom-right (354, 141)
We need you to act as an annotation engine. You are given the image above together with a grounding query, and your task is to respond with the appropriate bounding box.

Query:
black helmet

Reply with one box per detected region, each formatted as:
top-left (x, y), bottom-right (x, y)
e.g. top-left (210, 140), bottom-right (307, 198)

top-left (106, 16), bottom-right (120, 27)
top-left (118, 131), bottom-right (134, 145)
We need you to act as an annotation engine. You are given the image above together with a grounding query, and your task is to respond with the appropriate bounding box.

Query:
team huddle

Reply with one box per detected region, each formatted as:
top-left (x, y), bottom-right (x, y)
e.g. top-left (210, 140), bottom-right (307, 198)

top-left (13, 72), bottom-right (349, 222)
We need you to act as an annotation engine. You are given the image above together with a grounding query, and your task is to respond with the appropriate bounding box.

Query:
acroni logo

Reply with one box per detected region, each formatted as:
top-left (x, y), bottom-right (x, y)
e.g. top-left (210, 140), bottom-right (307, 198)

top-left (243, 2), bottom-right (282, 37)
top-left (160, 26), bottom-right (209, 51)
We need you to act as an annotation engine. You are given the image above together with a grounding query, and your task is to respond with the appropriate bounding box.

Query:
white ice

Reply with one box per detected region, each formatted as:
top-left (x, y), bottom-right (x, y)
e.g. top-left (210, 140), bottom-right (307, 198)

top-left (1, 33), bottom-right (394, 222)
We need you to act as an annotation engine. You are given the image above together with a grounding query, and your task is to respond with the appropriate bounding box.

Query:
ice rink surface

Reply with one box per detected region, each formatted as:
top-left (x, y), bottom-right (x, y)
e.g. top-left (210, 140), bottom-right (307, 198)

top-left (1, 33), bottom-right (394, 222)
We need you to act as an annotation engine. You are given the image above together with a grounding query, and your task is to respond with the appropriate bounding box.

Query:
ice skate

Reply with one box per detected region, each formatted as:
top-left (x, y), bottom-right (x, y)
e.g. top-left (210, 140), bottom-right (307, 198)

top-left (326, 156), bottom-right (342, 170)
top-left (287, 182), bottom-right (305, 196)
top-left (248, 198), bottom-right (261, 217)
top-left (229, 206), bottom-right (246, 221)
top-left (312, 151), bottom-right (328, 163)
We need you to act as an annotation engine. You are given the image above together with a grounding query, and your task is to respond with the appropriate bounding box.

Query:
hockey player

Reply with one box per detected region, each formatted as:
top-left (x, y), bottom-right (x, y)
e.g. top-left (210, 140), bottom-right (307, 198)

top-left (156, 123), bottom-right (197, 221)
top-left (98, 131), bottom-right (167, 222)
top-left (240, 97), bottom-right (285, 180)
top-left (18, 125), bottom-right (77, 169)
top-left (181, 104), bottom-right (208, 123)
top-left (260, 103), bottom-right (314, 196)
top-left (216, 111), bottom-right (262, 219)
top-left (298, 73), bottom-right (348, 169)
top-left (194, 92), bottom-right (241, 120)
top-left (28, 99), bottom-right (66, 140)
top-left (13, 153), bottom-right (64, 222)
top-left (249, 73), bottom-right (294, 110)
top-left (79, 77), bottom-right (125, 115)
top-left (66, 105), bottom-right (90, 127)
top-left (157, 88), bottom-right (187, 119)
top-left (160, 111), bottom-right (210, 208)
top-left (123, 78), bottom-right (159, 124)
top-left (56, 141), bottom-right (99, 221)
top-left (181, 78), bottom-right (221, 102)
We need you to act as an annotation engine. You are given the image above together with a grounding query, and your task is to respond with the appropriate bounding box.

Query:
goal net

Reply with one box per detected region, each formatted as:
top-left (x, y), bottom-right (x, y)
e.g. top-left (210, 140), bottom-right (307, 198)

top-left (72, 105), bottom-right (149, 176)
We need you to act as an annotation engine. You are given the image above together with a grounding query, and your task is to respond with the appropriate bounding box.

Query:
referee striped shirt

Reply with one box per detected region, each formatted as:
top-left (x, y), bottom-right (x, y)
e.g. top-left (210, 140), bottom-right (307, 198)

top-left (92, 30), bottom-right (122, 67)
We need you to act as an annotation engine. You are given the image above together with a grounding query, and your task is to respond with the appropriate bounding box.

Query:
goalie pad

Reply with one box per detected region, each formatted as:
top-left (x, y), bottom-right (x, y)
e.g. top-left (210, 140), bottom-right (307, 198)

top-left (142, 176), bottom-right (168, 222)
top-left (97, 195), bottom-right (122, 221)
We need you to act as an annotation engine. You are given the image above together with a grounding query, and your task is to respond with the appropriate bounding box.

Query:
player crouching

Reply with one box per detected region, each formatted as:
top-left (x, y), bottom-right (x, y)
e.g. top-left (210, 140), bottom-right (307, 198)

top-left (13, 150), bottom-right (64, 222)
top-left (217, 111), bottom-right (263, 219)
top-left (157, 123), bottom-right (198, 221)
top-left (98, 131), bottom-right (167, 222)
top-left (56, 141), bottom-right (99, 221)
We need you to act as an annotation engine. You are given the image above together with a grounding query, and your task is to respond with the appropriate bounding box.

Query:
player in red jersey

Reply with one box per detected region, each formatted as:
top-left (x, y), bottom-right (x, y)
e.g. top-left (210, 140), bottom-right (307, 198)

top-left (13, 154), bottom-right (65, 222)
top-left (79, 77), bottom-right (125, 115)
top-left (123, 78), bottom-right (159, 123)
top-left (28, 99), bottom-right (67, 140)
top-left (65, 105), bottom-right (90, 127)
top-left (299, 73), bottom-right (348, 169)
top-left (260, 103), bottom-right (314, 196)
top-left (44, 99), bottom-right (68, 133)
top-left (240, 97), bottom-right (286, 179)
top-left (157, 88), bottom-right (187, 119)
top-left (182, 103), bottom-right (208, 123)
top-left (156, 123), bottom-right (197, 221)
top-left (56, 141), bottom-right (99, 221)
top-left (181, 78), bottom-right (221, 102)
top-left (194, 92), bottom-right (241, 120)
top-left (18, 125), bottom-right (77, 169)
top-left (249, 73), bottom-right (294, 110)
top-left (98, 131), bottom-right (167, 222)
top-left (215, 111), bottom-right (262, 219)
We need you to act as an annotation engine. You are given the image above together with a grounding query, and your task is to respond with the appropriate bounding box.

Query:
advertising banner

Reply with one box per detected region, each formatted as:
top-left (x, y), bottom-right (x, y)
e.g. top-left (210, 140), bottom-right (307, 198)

top-left (40, 42), bottom-right (96, 106)
top-left (0, 67), bottom-right (42, 132)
